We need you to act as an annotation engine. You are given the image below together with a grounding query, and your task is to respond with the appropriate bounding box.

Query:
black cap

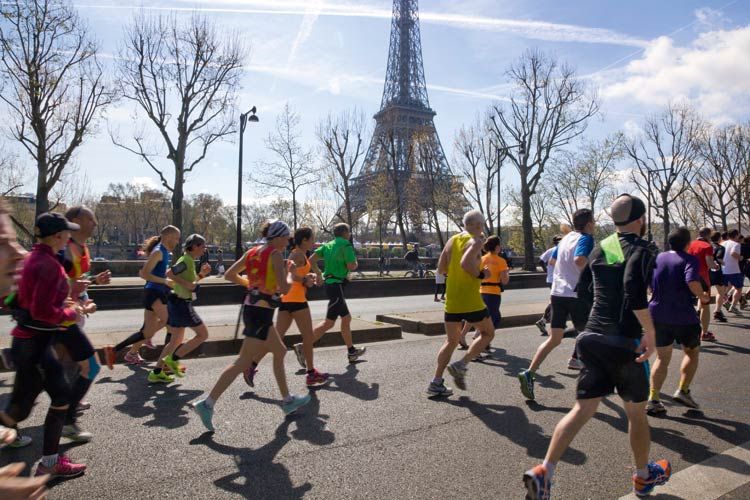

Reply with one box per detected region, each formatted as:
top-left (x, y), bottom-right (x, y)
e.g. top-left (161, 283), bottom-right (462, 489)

top-left (611, 194), bottom-right (646, 226)
top-left (34, 212), bottom-right (80, 238)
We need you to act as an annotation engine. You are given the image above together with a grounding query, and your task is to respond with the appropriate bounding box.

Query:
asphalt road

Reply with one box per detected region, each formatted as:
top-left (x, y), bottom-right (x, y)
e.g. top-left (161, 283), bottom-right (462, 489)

top-left (1, 318), bottom-right (748, 499)
top-left (0, 288), bottom-right (551, 335)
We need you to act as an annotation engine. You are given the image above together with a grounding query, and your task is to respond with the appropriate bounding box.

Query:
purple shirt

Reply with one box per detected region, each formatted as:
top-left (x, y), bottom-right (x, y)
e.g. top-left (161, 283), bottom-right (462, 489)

top-left (649, 250), bottom-right (700, 325)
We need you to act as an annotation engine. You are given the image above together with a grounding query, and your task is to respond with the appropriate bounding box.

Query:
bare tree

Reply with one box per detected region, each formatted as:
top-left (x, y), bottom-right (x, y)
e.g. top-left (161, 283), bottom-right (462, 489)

top-left (114, 12), bottom-right (246, 230)
top-left (489, 49), bottom-right (598, 270)
top-left (0, 151), bottom-right (25, 197)
top-left (378, 125), bottom-right (413, 248)
top-left (0, 0), bottom-right (112, 217)
top-left (454, 119), bottom-right (499, 234)
top-left (317, 109), bottom-right (368, 233)
top-left (626, 102), bottom-right (705, 247)
top-left (252, 103), bottom-right (316, 230)
top-left (729, 125), bottom-right (750, 231)
top-left (414, 128), bottom-right (456, 247)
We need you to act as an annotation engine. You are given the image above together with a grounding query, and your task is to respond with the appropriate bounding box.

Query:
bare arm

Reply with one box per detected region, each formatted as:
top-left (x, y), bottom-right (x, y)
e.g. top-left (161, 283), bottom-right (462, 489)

top-left (225, 252), bottom-right (249, 288)
top-left (460, 237), bottom-right (483, 276)
top-left (499, 269), bottom-right (510, 285)
top-left (437, 239), bottom-right (452, 275)
top-left (688, 280), bottom-right (710, 304)
top-left (632, 308), bottom-right (656, 363)
top-left (141, 251), bottom-right (170, 286)
top-left (574, 256), bottom-right (588, 271)
top-left (272, 251), bottom-right (291, 295)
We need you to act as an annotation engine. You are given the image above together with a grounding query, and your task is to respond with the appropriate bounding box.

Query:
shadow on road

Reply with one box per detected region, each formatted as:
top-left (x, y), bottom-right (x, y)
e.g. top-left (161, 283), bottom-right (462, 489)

top-left (700, 341), bottom-right (750, 356)
top-left (189, 420), bottom-right (312, 499)
top-left (318, 363), bottom-right (380, 401)
top-left (475, 347), bottom-right (566, 391)
top-left (241, 392), bottom-right (335, 446)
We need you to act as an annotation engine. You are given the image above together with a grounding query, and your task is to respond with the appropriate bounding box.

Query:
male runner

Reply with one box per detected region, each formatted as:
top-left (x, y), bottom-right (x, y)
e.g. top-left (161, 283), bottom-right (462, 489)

top-left (721, 229), bottom-right (743, 314)
top-left (308, 223), bottom-right (366, 364)
top-left (426, 209), bottom-right (494, 396)
top-left (687, 227), bottom-right (716, 341)
top-left (647, 227), bottom-right (707, 415)
top-left (523, 194), bottom-right (670, 499)
top-left (710, 231), bottom-right (727, 326)
top-left (519, 209), bottom-right (595, 400)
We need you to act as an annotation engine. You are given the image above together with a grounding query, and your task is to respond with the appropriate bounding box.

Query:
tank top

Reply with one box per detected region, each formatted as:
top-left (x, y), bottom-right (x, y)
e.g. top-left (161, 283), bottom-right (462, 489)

top-left (245, 245), bottom-right (278, 294)
top-left (282, 254), bottom-right (311, 303)
top-left (64, 239), bottom-right (91, 281)
top-left (144, 243), bottom-right (170, 292)
top-left (444, 233), bottom-right (486, 314)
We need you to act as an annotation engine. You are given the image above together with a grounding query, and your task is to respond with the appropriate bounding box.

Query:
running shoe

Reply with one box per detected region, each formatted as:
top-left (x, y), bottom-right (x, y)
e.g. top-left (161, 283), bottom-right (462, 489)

top-left (282, 394), bottom-right (312, 415)
top-left (305, 369), bottom-right (331, 387)
top-left (523, 464), bottom-right (551, 500)
top-left (632, 459), bottom-right (671, 497)
top-left (77, 401), bottom-right (91, 411)
top-left (518, 370), bottom-right (535, 401)
top-left (701, 331), bottom-right (717, 342)
top-left (713, 311), bottom-right (727, 323)
top-left (7, 434), bottom-right (32, 448)
top-left (723, 300), bottom-right (731, 311)
top-left (147, 370), bottom-right (174, 384)
top-left (646, 400), bottom-right (667, 416)
top-left (729, 305), bottom-right (741, 315)
top-left (191, 399), bottom-right (215, 432)
top-left (347, 346), bottom-right (366, 363)
top-left (535, 318), bottom-right (547, 336)
top-left (457, 339), bottom-right (469, 350)
top-left (447, 361), bottom-right (467, 390)
top-left (0, 347), bottom-right (15, 370)
top-left (567, 357), bottom-right (584, 370)
top-left (61, 424), bottom-right (93, 443)
top-left (672, 389), bottom-right (700, 409)
top-left (103, 345), bottom-right (115, 370)
top-left (162, 354), bottom-right (185, 378)
top-left (35, 454), bottom-right (86, 479)
top-left (292, 343), bottom-right (306, 369)
top-left (163, 362), bottom-right (186, 376)
top-left (143, 338), bottom-right (158, 350)
top-left (124, 351), bottom-right (144, 365)
top-left (243, 366), bottom-right (258, 387)
top-left (426, 380), bottom-right (453, 397)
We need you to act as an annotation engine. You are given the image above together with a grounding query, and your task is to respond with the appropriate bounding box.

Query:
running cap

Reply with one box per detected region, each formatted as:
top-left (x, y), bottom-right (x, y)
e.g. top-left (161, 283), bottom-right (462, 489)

top-left (611, 194), bottom-right (646, 226)
top-left (265, 220), bottom-right (291, 240)
top-left (34, 212), bottom-right (80, 238)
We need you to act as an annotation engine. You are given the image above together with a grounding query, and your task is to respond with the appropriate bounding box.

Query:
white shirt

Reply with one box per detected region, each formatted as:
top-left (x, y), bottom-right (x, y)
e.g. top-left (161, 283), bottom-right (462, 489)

top-left (550, 231), bottom-right (594, 298)
top-left (721, 240), bottom-right (741, 275)
top-left (540, 247), bottom-right (555, 284)
top-left (435, 273), bottom-right (446, 284)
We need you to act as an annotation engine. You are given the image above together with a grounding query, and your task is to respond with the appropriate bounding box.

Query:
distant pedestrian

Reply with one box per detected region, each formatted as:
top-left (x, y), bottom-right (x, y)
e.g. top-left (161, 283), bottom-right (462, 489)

top-left (434, 271), bottom-right (446, 302)
top-left (216, 249), bottom-right (225, 277)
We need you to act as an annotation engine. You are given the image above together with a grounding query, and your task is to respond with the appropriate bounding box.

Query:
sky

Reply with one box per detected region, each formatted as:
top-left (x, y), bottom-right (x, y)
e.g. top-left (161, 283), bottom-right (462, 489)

top-left (8, 0), bottom-right (750, 206)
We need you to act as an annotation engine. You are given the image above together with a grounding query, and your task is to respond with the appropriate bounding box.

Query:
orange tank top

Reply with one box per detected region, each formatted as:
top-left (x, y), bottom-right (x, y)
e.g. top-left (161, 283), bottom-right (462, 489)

top-left (245, 245), bottom-right (278, 294)
top-left (282, 254), bottom-right (311, 303)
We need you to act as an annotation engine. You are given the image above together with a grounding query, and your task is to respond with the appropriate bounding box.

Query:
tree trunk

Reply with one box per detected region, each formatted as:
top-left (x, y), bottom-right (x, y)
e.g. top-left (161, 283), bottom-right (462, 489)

top-left (35, 165), bottom-right (49, 217)
top-left (521, 181), bottom-right (536, 271)
top-left (661, 203), bottom-right (670, 250)
top-left (292, 191), bottom-right (298, 231)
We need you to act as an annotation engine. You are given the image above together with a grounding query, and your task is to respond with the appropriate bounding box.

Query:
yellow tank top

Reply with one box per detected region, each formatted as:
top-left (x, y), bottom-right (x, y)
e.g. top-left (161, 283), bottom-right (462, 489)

top-left (444, 233), bottom-right (486, 314)
top-left (282, 255), bottom-right (311, 303)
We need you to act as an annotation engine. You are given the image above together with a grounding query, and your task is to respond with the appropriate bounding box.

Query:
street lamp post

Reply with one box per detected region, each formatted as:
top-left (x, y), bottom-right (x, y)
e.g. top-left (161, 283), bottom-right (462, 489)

top-left (236, 106), bottom-right (259, 260)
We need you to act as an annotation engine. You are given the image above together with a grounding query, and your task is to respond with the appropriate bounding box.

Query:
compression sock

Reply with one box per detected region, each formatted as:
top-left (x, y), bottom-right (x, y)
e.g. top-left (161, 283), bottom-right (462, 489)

top-left (678, 381), bottom-right (690, 393)
top-left (649, 388), bottom-right (660, 401)
top-left (66, 376), bottom-right (93, 424)
top-left (431, 377), bottom-right (443, 385)
top-left (42, 407), bottom-right (66, 456)
top-left (114, 329), bottom-right (145, 352)
top-left (542, 460), bottom-right (556, 479)
top-left (203, 396), bottom-right (215, 408)
top-left (153, 367), bottom-right (162, 374)
top-left (171, 347), bottom-right (183, 361)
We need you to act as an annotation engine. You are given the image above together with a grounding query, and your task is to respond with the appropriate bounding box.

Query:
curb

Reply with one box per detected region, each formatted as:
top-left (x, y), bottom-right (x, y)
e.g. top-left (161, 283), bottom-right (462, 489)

top-left (375, 312), bottom-right (542, 335)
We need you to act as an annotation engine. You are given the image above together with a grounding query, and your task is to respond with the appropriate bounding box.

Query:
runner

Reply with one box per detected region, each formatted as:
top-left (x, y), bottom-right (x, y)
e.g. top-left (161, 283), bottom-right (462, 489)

top-left (308, 223), bottom-right (366, 364)
top-left (426, 209), bottom-right (494, 397)
top-left (720, 229), bottom-right (743, 315)
top-left (518, 209), bottom-right (595, 401)
top-left (535, 235), bottom-right (563, 335)
top-left (646, 227), bottom-right (707, 416)
top-left (245, 227), bottom-right (330, 388)
top-left (152, 234), bottom-right (212, 382)
top-left (0, 212), bottom-right (87, 479)
top-left (55, 206), bottom-right (114, 443)
top-left (191, 221), bottom-right (311, 431)
top-left (480, 235), bottom-right (510, 331)
top-left (710, 231), bottom-right (728, 326)
top-left (105, 226), bottom-right (179, 372)
top-left (523, 194), bottom-right (670, 499)
top-left (687, 227), bottom-right (716, 342)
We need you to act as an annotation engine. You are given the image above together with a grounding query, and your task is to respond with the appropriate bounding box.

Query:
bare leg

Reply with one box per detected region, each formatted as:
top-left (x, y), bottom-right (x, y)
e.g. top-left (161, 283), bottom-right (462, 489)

top-left (293, 309), bottom-right (316, 370)
top-left (339, 314), bottom-right (353, 348)
top-left (545, 398), bottom-right (601, 463)
top-left (312, 319), bottom-right (335, 343)
top-left (461, 317), bottom-right (495, 364)
top-left (699, 303), bottom-right (710, 335)
top-left (128, 303), bottom-right (167, 355)
top-left (623, 400), bottom-right (651, 469)
top-left (267, 327), bottom-right (290, 398)
top-left (252, 311), bottom-right (293, 366)
top-left (434, 321), bottom-right (461, 379)
top-left (650, 347), bottom-right (672, 399)
top-left (174, 323), bottom-right (209, 358)
top-left (529, 327), bottom-right (565, 372)
top-left (679, 346), bottom-right (700, 389)
top-left (714, 285), bottom-right (726, 314)
top-left (208, 337), bottom-right (268, 403)
top-left (156, 328), bottom-right (185, 369)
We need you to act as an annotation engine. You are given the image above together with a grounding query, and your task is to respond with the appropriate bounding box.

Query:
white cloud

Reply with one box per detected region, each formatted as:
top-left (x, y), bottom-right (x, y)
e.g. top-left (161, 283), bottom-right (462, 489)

top-left (601, 25), bottom-right (750, 120)
top-left (694, 7), bottom-right (731, 31)
top-left (131, 176), bottom-right (159, 189)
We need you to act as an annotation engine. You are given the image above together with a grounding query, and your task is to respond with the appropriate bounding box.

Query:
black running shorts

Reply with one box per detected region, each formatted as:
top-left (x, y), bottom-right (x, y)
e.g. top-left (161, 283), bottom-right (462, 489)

top-left (444, 308), bottom-right (490, 324)
top-left (325, 283), bottom-right (350, 320)
top-left (279, 302), bottom-right (309, 314)
top-left (655, 322), bottom-right (701, 349)
top-left (55, 324), bottom-right (95, 362)
top-left (550, 295), bottom-right (590, 331)
top-left (167, 295), bottom-right (203, 328)
top-left (242, 305), bottom-right (275, 341)
top-left (143, 288), bottom-right (169, 311)
top-left (709, 270), bottom-right (725, 287)
top-left (575, 331), bottom-right (648, 403)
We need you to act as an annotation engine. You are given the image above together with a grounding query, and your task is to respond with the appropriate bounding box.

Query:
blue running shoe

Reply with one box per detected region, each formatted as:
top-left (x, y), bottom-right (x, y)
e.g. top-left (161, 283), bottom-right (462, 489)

top-left (191, 399), bottom-right (215, 432)
top-left (633, 459), bottom-right (671, 497)
top-left (282, 394), bottom-right (311, 415)
top-left (518, 370), bottom-right (535, 401)
top-left (523, 464), bottom-right (551, 500)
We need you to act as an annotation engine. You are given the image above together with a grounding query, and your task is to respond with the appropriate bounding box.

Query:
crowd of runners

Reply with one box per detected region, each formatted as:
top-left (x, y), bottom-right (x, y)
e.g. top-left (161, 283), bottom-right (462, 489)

top-left (0, 192), bottom-right (747, 499)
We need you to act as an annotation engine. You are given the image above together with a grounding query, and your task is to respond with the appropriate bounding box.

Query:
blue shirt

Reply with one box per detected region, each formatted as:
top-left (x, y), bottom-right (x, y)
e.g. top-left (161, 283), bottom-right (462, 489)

top-left (649, 250), bottom-right (700, 325)
top-left (144, 243), bottom-right (170, 292)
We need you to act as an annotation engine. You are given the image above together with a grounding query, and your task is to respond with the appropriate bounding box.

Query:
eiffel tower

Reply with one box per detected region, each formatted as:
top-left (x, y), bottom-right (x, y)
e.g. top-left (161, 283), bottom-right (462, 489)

top-left (350, 0), bottom-right (456, 233)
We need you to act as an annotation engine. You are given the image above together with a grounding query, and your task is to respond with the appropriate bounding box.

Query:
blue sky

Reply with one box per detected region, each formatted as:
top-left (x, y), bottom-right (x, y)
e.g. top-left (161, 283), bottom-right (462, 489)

top-left (22, 0), bottom-right (750, 204)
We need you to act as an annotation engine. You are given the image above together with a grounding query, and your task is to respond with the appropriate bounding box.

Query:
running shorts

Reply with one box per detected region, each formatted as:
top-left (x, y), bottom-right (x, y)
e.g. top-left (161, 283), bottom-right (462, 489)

top-left (279, 302), bottom-right (309, 313)
top-left (655, 322), bottom-right (701, 349)
top-left (709, 270), bottom-right (725, 287)
top-left (444, 308), bottom-right (490, 324)
top-left (167, 295), bottom-right (203, 328)
top-left (725, 273), bottom-right (744, 289)
top-left (242, 305), bottom-right (275, 341)
top-left (143, 288), bottom-right (169, 311)
top-left (55, 324), bottom-right (95, 362)
top-left (575, 331), bottom-right (648, 403)
top-left (550, 295), bottom-right (590, 331)
top-left (325, 283), bottom-right (350, 320)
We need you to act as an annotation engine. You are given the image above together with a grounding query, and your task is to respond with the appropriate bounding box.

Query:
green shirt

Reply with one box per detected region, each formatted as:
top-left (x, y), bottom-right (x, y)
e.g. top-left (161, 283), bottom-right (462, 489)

top-left (315, 237), bottom-right (356, 284)
top-left (171, 254), bottom-right (197, 300)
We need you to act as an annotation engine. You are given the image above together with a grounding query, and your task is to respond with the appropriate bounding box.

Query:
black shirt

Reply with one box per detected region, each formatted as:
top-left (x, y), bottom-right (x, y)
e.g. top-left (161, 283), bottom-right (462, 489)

top-left (712, 242), bottom-right (725, 267)
top-left (578, 233), bottom-right (657, 339)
